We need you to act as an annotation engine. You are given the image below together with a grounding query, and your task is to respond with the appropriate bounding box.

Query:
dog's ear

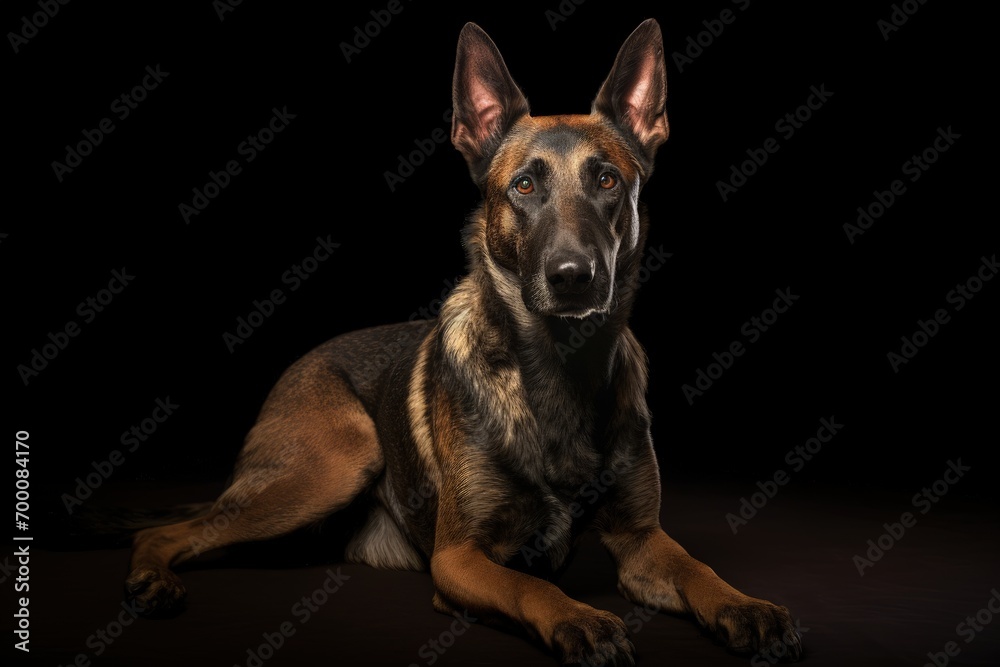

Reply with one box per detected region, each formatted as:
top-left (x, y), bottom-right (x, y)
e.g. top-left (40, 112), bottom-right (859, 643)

top-left (593, 19), bottom-right (669, 166)
top-left (451, 23), bottom-right (530, 185)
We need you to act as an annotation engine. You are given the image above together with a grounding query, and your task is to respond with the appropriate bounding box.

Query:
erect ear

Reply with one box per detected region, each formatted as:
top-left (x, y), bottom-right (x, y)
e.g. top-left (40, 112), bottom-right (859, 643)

top-left (451, 22), bottom-right (530, 186)
top-left (593, 19), bottom-right (669, 167)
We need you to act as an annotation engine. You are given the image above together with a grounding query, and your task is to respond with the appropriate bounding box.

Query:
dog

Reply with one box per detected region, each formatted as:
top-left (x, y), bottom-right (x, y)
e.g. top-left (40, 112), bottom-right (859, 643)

top-left (125, 19), bottom-right (802, 665)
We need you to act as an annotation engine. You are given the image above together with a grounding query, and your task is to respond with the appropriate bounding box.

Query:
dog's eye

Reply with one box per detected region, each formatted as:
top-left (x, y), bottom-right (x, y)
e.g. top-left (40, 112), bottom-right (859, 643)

top-left (598, 173), bottom-right (617, 189)
top-left (514, 176), bottom-right (534, 194)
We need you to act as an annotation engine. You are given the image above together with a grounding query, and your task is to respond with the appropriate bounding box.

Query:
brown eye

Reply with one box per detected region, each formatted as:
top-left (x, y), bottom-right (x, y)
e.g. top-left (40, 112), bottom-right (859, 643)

top-left (599, 173), bottom-right (617, 189)
top-left (515, 176), bottom-right (534, 194)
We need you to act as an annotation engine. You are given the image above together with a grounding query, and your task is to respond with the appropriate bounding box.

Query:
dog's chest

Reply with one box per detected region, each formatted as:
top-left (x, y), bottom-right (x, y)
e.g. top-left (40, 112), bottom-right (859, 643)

top-left (503, 382), bottom-right (607, 572)
top-left (525, 379), bottom-right (604, 492)
top-left (507, 429), bottom-right (607, 575)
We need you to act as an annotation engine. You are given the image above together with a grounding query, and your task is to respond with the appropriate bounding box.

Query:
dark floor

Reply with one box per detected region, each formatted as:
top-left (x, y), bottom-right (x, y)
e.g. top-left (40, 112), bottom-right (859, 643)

top-left (20, 479), bottom-right (1000, 667)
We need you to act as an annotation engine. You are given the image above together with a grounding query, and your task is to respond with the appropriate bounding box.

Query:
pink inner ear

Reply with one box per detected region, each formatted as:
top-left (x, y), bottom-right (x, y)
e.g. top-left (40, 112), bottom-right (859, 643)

top-left (470, 78), bottom-right (503, 142)
top-left (628, 55), bottom-right (655, 113)
top-left (624, 52), bottom-right (667, 145)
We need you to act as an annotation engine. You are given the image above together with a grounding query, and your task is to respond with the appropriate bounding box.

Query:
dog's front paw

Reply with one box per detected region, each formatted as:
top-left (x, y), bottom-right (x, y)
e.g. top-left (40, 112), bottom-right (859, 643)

top-left (713, 597), bottom-right (802, 661)
top-left (124, 566), bottom-right (187, 617)
top-left (552, 606), bottom-right (635, 666)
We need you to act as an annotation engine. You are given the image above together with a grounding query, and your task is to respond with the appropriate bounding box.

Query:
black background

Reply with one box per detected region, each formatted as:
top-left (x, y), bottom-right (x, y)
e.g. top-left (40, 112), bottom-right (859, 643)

top-left (5, 1), bottom-right (997, 665)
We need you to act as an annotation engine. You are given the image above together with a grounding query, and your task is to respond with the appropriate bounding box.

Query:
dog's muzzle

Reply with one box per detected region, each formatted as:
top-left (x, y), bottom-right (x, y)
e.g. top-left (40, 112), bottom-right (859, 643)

top-left (521, 253), bottom-right (612, 319)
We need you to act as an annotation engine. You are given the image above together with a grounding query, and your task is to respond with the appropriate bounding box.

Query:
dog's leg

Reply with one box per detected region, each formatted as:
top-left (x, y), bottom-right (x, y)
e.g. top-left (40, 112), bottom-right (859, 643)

top-left (126, 371), bottom-right (383, 615)
top-left (431, 543), bottom-right (635, 666)
top-left (598, 447), bottom-right (802, 660)
top-left (603, 527), bottom-right (801, 659)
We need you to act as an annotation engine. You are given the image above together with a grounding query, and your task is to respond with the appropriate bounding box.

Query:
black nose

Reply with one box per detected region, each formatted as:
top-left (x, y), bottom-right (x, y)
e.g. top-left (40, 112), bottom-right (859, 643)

top-left (546, 255), bottom-right (594, 294)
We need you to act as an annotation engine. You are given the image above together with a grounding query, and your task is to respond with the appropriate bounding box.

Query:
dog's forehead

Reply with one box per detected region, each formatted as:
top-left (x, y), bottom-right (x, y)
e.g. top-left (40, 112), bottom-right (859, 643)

top-left (493, 115), bottom-right (639, 180)
top-left (529, 118), bottom-right (593, 155)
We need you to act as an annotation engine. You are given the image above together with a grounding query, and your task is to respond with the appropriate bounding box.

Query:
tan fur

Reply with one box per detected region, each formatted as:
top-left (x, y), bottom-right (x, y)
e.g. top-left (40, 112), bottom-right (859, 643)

top-left (125, 368), bottom-right (384, 609)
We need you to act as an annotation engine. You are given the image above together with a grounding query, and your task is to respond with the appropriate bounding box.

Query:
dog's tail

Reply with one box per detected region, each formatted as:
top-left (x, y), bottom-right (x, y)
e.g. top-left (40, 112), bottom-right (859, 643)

top-left (47, 502), bottom-right (214, 549)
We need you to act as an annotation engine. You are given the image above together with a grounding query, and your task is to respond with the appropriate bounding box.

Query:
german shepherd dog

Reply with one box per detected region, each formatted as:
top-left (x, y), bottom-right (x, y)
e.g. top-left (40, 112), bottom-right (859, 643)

top-left (126, 20), bottom-right (801, 665)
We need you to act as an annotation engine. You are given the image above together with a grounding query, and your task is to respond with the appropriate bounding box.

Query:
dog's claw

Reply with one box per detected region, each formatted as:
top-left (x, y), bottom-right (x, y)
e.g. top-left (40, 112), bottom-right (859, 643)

top-left (714, 598), bottom-right (802, 662)
top-left (553, 607), bottom-right (635, 666)
top-left (124, 566), bottom-right (187, 617)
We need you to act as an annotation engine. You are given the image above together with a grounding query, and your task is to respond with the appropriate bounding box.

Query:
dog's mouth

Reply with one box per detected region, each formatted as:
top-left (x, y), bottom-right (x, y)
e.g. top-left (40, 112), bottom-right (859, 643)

top-left (549, 306), bottom-right (606, 319)
top-left (523, 284), bottom-right (613, 320)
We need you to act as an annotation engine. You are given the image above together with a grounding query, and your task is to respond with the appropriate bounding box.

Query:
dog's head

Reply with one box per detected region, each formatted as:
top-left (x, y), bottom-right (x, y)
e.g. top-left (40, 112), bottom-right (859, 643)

top-left (452, 20), bottom-right (668, 319)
